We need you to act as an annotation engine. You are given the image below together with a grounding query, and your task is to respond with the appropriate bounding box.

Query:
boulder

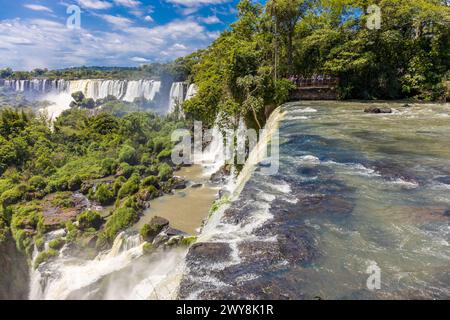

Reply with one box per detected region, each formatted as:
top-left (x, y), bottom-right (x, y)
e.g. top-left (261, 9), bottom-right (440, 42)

top-left (191, 183), bottom-right (203, 189)
top-left (364, 106), bottom-right (392, 114)
top-left (141, 216), bottom-right (169, 242)
top-left (172, 177), bottom-right (188, 190)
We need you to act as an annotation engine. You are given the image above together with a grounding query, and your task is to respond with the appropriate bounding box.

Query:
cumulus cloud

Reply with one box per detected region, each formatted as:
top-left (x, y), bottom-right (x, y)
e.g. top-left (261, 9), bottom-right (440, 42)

top-left (0, 18), bottom-right (217, 70)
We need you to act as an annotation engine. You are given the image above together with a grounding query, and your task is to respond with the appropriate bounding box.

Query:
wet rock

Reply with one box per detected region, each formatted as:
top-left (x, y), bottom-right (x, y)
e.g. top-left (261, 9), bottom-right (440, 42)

top-left (80, 182), bottom-right (94, 195)
top-left (436, 176), bottom-right (450, 185)
top-left (364, 106), bottom-right (392, 114)
top-left (401, 103), bottom-right (412, 108)
top-left (370, 160), bottom-right (418, 183)
top-left (188, 242), bottom-right (231, 265)
top-left (191, 183), bottom-right (203, 189)
top-left (152, 233), bottom-right (170, 248)
top-left (165, 227), bottom-right (187, 237)
top-left (210, 165), bottom-right (231, 184)
top-left (0, 234), bottom-right (29, 299)
top-left (172, 177), bottom-right (188, 190)
top-left (140, 216), bottom-right (170, 242)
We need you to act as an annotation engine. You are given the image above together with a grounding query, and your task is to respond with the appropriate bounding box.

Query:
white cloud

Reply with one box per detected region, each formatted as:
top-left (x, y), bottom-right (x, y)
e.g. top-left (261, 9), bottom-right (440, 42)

top-left (97, 14), bottom-right (134, 27)
top-left (144, 15), bottom-right (154, 22)
top-left (23, 4), bottom-right (53, 12)
top-left (0, 18), bottom-right (215, 70)
top-left (130, 56), bottom-right (150, 62)
top-left (77, 0), bottom-right (112, 10)
top-left (165, 0), bottom-right (230, 6)
top-left (200, 15), bottom-right (221, 24)
top-left (113, 0), bottom-right (141, 7)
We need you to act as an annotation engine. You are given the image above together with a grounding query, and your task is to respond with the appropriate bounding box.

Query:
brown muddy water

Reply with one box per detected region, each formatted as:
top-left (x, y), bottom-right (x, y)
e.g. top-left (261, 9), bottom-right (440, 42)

top-left (134, 165), bottom-right (218, 234)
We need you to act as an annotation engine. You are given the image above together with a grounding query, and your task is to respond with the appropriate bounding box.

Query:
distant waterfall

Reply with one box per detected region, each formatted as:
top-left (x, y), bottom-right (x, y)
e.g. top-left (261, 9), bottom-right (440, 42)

top-left (168, 82), bottom-right (186, 114)
top-left (0, 79), bottom-right (198, 117)
top-left (1, 79), bottom-right (162, 103)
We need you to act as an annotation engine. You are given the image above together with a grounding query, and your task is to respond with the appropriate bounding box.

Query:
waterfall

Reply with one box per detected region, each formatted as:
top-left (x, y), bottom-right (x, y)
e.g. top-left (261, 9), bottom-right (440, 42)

top-left (0, 79), bottom-right (162, 102)
top-left (30, 231), bottom-right (187, 300)
top-left (185, 84), bottom-right (198, 101)
top-left (168, 82), bottom-right (186, 114)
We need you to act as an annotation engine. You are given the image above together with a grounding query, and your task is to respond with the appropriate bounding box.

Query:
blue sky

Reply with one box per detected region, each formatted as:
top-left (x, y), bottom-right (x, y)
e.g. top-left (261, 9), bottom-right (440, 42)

top-left (0, 0), bottom-right (249, 70)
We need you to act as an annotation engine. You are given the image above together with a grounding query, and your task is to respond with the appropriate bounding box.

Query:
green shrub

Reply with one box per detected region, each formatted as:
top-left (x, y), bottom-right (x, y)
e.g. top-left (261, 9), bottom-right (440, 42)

top-left (117, 174), bottom-right (140, 199)
top-left (113, 176), bottom-right (126, 195)
top-left (157, 149), bottom-right (172, 162)
top-left (29, 176), bottom-right (47, 191)
top-left (34, 249), bottom-right (58, 269)
top-left (68, 175), bottom-right (82, 191)
top-left (65, 221), bottom-right (77, 243)
top-left (0, 186), bottom-right (25, 206)
top-left (141, 176), bottom-right (158, 187)
top-left (48, 238), bottom-right (65, 250)
top-left (158, 163), bottom-right (172, 181)
top-left (101, 158), bottom-right (117, 176)
top-left (117, 162), bottom-right (133, 178)
top-left (118, 145), bottom-right (137, 164)
top-left (51, 192), bottom-right (74, 208)
top-left (104, 207), bottom-right (139, 241)
top-left (77, 210), bottom-right (104, 231)
top-left (95, 184), bottom-right (114, 205)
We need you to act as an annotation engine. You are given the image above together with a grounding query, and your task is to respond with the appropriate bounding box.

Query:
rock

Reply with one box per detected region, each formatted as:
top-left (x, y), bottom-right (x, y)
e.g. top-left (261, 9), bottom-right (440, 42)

top-left (83, 235), bottom-right (98, 248)
top-left (401, 103), bottom-right (412, 108)
top-left (364, 106), bottom-right (392, 114)
top-left (165, 227), bottom-right (187, 237)
top-left (152, 233), bottom-right (169, 248)
top-left (436, 176), bottom-right (450, 185)
top-left (210, 165), bottom-right (231, 183)
top-left (187, 242), bottom-right (232, 265)
top-left (141, 216), bottom-right (170, 242)
top-left (172, 177), bottom-right (188, 190)
top-left (191, 183), bottom-right (203, 189)
top-left (80, 182), bottom-right (93, 195)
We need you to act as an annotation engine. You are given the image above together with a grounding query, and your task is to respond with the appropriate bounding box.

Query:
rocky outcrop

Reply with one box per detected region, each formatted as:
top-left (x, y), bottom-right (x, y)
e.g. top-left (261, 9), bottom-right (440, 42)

top-left (0, 234), bottom-right (29, 300)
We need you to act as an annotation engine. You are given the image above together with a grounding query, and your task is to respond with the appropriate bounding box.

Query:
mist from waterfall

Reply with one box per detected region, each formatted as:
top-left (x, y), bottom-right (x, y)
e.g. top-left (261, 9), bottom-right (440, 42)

top-left (30, 231), bottom-right (187, 300)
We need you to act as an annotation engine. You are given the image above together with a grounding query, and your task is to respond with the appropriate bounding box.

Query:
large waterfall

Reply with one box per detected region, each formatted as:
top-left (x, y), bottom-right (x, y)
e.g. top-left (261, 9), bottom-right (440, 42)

top-left (2, 79), bottom-right (162, 102)
top-left (1, 79), bottom-right (196, 118)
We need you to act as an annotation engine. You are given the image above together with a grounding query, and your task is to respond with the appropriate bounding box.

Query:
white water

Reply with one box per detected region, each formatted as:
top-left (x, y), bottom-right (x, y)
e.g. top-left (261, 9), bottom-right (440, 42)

top-left (168, 82), bottom-right (186, 114)
top-left (2, 79), bottom-right (162, 102)
top-left (2, 78), bottom-right (171, 117)
top-left (30, 232), bottom-right (187, 300)
top-left (185, 84), bottom-right (198, 101)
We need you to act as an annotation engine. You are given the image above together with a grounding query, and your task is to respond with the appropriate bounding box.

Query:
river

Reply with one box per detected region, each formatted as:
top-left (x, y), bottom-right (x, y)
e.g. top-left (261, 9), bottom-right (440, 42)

top-left (179, 101), bottom-right (450, 300)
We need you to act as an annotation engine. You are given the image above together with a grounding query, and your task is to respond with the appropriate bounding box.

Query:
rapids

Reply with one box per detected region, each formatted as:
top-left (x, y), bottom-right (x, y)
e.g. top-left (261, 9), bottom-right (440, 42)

top-left (179, 101), bottom-right (450, 300)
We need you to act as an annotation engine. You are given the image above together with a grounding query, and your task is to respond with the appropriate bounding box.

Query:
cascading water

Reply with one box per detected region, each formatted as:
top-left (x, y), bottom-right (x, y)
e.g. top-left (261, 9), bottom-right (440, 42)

top-left (168, 82), bottom-right (186, 114)
top-left (1, 78), bottom-right (172, 118)
top-left (30, 231), bottom-right (187, 300)
top-left (185, 84), bottom-right (198, 101)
